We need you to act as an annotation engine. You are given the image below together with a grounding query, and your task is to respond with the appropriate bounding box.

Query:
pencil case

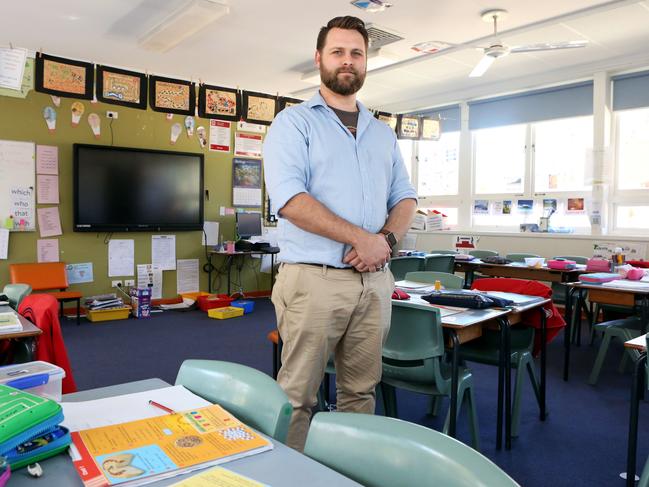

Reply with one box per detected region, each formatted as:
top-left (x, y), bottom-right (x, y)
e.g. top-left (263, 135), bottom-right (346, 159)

top-left (578, 273), bottom-right (621, 284)
top-left (0, 385), bottom-right (71, 469)
top-left (547, 259), bottom-right (576, 270)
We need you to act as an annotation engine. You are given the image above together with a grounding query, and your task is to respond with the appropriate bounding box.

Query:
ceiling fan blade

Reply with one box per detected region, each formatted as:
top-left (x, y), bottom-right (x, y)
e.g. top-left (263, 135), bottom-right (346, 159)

top-left (510, 40), bottom-right (588, 53)
top-left (469, 55), bottom-right (495, 78)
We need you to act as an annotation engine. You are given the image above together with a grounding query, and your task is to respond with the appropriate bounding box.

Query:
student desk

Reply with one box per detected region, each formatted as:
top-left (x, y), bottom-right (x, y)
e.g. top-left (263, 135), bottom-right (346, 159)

top-left (392, 295), bottom-right (549, 450)
top-left (207, 250), bottom-right (278, 294)
top-left (9, 378), bottom-right (362, 487)
top-left (0, 305), bottom-right (41, 361)
top-left (564, 282), bottom-right (649, 381)
top-left (623, 334), bottom-right (647, 487)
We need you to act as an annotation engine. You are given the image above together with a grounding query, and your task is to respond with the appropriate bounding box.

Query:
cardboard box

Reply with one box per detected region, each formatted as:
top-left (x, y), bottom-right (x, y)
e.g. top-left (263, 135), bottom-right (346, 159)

top-left (0, 361), bottom-right (66, 402)
top-left (130, 288), bottom-right (152, 319)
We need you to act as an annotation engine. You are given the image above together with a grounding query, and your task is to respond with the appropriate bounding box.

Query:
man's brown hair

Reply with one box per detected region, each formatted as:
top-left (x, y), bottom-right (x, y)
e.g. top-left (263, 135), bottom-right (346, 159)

top-left (316, 16), bottom-right (369, 52)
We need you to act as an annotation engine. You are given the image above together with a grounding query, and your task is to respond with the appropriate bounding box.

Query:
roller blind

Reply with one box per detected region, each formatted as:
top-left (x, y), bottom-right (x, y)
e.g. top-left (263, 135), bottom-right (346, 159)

top-left (468, 81), bottom-right (593, 130)
top-left (613, 70), bottom-right (649, 111)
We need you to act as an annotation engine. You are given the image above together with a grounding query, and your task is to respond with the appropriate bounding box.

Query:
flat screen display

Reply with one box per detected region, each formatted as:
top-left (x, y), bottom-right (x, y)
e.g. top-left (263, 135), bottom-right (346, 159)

top-left (74, 144), bottom-right (204, 232)
top-left (236, 212), bottom-right (262, 239)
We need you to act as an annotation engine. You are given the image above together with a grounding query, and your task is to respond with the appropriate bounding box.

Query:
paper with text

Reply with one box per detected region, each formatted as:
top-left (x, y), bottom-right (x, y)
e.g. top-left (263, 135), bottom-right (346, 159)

top-left (37, 238), bottom-right (59, 262)
top-left (170, 467), bottom-right (268, 487)
top-left (202, 221), bottom-right (219, 246)
top-left (37, 206), bottom-right (62, 237)
top-left (108, 239), bottom-right (134, 277)
top-left (177, 259), bottom-right (199, 294)
top-left (37, 174), bottom-right (59, 204)
top-left (36, 145), bottom-right (58, 174)
top-left (152, 235), bottom-right (176, 270)
top-left (0, 47), bottom-right (27, 90)
top-left (67, 262), bottom-right (94, 284)
top-left (137, 264), bottom-right (162, 299)
top-left (0, 229), bottom-right (8, 259)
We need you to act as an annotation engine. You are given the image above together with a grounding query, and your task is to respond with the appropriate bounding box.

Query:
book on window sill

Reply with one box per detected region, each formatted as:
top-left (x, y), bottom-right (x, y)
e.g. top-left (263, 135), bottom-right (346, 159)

top-left (69, 403), bottom-right (273, 487)
top-left (0, 312), bottom-right (22, 333)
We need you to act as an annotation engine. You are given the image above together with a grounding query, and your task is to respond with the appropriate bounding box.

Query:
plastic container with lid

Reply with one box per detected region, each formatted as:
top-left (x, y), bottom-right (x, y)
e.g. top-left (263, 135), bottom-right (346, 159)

top-left (0, 361), bottom-right (66, 402)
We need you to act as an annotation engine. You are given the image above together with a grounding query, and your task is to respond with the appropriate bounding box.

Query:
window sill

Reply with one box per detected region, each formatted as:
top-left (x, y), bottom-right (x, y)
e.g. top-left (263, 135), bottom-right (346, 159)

top-left (408, 229), bottom-right (649, 242)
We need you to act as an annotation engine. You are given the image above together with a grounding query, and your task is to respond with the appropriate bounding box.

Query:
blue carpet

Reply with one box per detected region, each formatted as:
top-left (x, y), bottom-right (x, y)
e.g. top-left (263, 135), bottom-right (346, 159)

top-left (61, 298), bottom-right (648, 487)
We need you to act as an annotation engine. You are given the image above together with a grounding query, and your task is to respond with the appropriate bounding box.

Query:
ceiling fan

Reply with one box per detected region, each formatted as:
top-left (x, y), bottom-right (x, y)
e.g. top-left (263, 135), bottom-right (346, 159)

top-left (411, 9), bottom-right (588, 78)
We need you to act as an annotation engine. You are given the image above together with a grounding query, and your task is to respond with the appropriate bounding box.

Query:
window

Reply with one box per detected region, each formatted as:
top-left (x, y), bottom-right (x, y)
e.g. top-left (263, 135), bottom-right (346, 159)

top-left (473, 125), bottom-right (526, 194)
top-left (616, 108), bottom-right (649, 190)
top-left (533, 116), bottom-right (593, 192)
top-left (616, 205), bottom-right (649, 230)
top-left (417, 132), bottom-right (460, 196)
top-left (397, 139), bottom-right (414, 180)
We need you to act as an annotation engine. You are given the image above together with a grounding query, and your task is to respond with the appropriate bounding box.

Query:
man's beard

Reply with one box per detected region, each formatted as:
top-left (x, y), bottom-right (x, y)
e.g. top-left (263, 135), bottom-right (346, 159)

top-left (320, 65), bottom-right (366, 96)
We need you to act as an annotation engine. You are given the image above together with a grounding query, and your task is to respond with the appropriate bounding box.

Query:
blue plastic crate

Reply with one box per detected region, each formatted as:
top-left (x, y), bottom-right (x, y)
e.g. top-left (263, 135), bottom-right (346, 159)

top-left (231, 300), bottom-right (255, 314)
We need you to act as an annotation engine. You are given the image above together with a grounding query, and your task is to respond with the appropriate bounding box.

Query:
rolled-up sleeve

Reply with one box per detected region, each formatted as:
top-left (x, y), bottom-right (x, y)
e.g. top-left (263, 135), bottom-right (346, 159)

top-left (387, 137), bottom-right (418, 210)
top-left (263, 110), bottom-right (309, 215)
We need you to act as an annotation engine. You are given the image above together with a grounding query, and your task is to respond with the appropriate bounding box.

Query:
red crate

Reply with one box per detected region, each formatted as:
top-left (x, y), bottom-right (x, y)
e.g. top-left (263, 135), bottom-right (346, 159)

top-left (198, 294), bottom-right (234, 311)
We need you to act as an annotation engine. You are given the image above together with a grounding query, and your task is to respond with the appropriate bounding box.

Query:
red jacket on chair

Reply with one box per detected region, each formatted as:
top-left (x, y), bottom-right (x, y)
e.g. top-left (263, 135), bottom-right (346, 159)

top-left (471, 278), bottom-right (566, 356)
top-left (18, 294), bottom-right (77, 393)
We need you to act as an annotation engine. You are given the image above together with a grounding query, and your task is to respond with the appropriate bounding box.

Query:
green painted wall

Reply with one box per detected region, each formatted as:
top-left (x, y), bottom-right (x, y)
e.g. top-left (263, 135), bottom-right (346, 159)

top-left (0, 90), bottom-right (270, 298)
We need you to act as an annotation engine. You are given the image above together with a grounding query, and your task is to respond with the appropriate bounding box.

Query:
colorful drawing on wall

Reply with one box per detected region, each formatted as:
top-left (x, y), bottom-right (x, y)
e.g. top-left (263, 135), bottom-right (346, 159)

top-left (232, 158), bottom-right (262, 207)
top-left (397, 115), bottom-right (420, 140)
top-left (517, 199), bottom-right (534, 212)
top-left (421, 117), bottom-right (441, 141)
top-left (502, 200), bottom-right (512, 214)
top-left (149, 75), bottom-right (195, 115)
top-left (277, 96), bottom-right (302, 113)
top-left (242, 91), bottom-right (277, 125)
top-left (198, 84), bottom-right (240, 121)
top-left (375, 111), bottom-right (397, 131)
top-left (70, 101), bottom-right (84, 126)
top-left (96, 65), bottom-right (147, 109)
top-left (35, 53), bottom-right (93, 99)
top-left (543, 198), bottom-right (557, 212)
top-left (567, 197), bottom-right (585, 213)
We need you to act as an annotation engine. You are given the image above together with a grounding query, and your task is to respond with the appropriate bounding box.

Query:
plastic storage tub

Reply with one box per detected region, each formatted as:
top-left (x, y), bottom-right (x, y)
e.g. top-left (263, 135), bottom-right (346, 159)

top-left (231, 300), bottom-right (255, 314)
top-left (208, 306), bottom-right (244, 320)
top-left (198, 294), bottom-right (234, 312)
top-left (87, 306), bottom-right (131, 323)
top-left (0, 361), bottom-right (66, 402)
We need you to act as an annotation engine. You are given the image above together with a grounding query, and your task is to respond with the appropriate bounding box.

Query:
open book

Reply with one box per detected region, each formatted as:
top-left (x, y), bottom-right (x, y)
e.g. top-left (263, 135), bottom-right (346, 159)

top-left (70, 403), bottom-right (272, 487)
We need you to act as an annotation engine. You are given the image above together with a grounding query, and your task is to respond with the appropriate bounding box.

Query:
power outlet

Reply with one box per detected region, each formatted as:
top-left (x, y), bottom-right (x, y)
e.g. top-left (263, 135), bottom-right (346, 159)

top-left (111, 280), bottom-right (122, 288)
top-left (106, 111), bottom-right (119, 119)
top-left (124, 279), bottom-right (135, 287)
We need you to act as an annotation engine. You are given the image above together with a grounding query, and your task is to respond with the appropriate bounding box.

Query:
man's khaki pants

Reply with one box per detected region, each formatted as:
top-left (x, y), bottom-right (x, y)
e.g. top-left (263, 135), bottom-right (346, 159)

top-left (271, 263), bottom-right (394, 451)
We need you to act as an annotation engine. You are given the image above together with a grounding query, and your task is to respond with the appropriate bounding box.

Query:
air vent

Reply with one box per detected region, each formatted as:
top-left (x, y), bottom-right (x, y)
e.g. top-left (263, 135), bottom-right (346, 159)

top-left (366, 24), bottom-right (404, 49)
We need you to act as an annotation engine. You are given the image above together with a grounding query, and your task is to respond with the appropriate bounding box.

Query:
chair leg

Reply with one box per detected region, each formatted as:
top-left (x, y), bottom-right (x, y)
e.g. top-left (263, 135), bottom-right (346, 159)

top-left (59, 300), bottom-right (64, 319)
top-left (381, 383), bottom-right (397, 418)
top-left (271, 342), bottom-right (278, 379)
top-left (511, 358), bottom-right (526, 438)
top-left (619, 352), bottom-right (629, 374)
top-left (76, 298), bottom-right (81, 325)
top-left (466, 386), bottom-right (481, 451)
top-left (588, 331), bottom-right (613, 385)
top-left (428, 396), bottom-right (441, 417)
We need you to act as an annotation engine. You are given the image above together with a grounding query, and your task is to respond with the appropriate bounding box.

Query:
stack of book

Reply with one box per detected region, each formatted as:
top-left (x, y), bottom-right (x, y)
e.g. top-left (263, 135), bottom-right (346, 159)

top-left (84, 294), bottom-right (125, 311)
top-left (0, 312), bottom-right (22, 333)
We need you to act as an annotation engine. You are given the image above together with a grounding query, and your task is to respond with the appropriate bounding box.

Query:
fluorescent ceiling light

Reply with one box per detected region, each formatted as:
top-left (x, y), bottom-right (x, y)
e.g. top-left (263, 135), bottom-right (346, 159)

top-left (139, 0), bottom-right (229, 53)
top-left (301, 49), bottom-right (399, 85)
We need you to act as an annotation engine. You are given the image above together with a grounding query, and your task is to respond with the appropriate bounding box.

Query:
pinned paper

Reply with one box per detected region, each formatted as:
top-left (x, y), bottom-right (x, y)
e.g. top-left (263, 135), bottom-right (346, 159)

top-left (108, 239), bottom-right (135, 277)
top-left (0, 47), bottom-right (28, 90)
top-left (166, 113), bottom-right (173, 121)
top-left (170, 123), bottom-right (182, 144)
top-left (184, 116), bottom-right (195, 137)
top-left (10, 187), bottom-right (34, 230)
top-left (37, 206), bottom-right (62, 237)
top-left (66, 262), bottom-right (94, 284)
top-left (137, 264), bottom-right (162, 299)
top-left (87, 113), bottom-right (101, 138)
top-left (0, 228), bottom-right (8, 259)
top-left (176, 259), bottom-right (199, 294)
top-left (50, 95), bottom-right (61, 107)
top-left (152, 235), bottom-right (176, 271)
top-left (37, 238), bottom-right (59, 262)
top-left (43, 106), bottom-right (56, 133)
top-left (37, 174), bottom-right (59, 204)
top-left (36, 145), bottom-right (58, 174)
top-left (197, 126), bottom-right (207, 148)
top-left (71, 101), bottom-right (85, 126)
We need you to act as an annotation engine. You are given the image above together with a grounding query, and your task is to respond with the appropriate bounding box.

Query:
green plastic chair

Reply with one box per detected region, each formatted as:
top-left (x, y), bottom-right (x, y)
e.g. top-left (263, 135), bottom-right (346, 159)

top-left (424, 254), bottom-right (455, 274)
top-left (404, 271), bottom-right (464, 289)
top-left (429, 249), bottom-right (458, 255)
top-left (469, 249), bottom-right (499, 259)
top-left (304, 413), bottom-right (519, 487)
top-left (381, 304), bottom-right (481, 450)
top-left (2, 283), bottom-right (31, 309)
top-left (550, 256), bottom-right (588, 306)
top-left (588, 317), bottom-right (643, 385)
top-left (389, 256), bottom-right (425, 281)
top-left (505, 253), bottom-right (540, 263)
top-left (175, 359), bottom-right (293, 443)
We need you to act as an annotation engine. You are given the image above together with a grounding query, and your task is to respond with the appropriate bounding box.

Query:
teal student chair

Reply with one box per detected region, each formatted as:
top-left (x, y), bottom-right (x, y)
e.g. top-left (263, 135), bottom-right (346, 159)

top-left (505, 253), bottom-right (540, 263)
top-left (381, 304), bottom-right (481, 450)
top-left (2, 284), bottom-right (31, 310)
top-left (469, 249), bottom-right (499, 259)
top-left (404, 271), bottom-right (463, 289)
top-left (424, 254), bottom-right (456, 274)
top-left (175, 359), bottom-right (292, 443)
top-left (588, 316), bottom-right (643, 385)
top-left (304, 413), bottom-right (519, 487)
top-left (388, 256), bottom-right (425, 281)
top-left (429, 249), bottom-right (458, 255)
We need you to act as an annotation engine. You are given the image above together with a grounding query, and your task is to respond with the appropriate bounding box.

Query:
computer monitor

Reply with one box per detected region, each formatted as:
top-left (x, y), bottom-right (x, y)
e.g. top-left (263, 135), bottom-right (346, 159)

top-left (236, 212), bottom-right (262, 240)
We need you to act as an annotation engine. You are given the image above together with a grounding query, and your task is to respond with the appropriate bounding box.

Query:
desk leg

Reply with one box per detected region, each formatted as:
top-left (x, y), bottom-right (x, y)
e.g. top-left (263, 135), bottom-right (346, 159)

top-left (504, 317), bottom-right (512, 450)
top-left (625, 351), bottom-right (646, 487)
top-left (226, 256), bottom-right (233, 295)
top-left (449, 331), bottom-right (459, 439)
top-left (496, 317), bottom-right (505, 450)
top-left (539, 306), bottom-right (547, 421)
top-left (563, 287), bottom-right (579, 381)
top-left (208, 253), bottom-right (213, 293)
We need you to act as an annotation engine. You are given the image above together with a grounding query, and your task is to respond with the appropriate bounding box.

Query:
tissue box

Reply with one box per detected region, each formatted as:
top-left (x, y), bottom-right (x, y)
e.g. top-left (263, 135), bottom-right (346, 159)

top-left (0, 361), bottom-right (65, 402)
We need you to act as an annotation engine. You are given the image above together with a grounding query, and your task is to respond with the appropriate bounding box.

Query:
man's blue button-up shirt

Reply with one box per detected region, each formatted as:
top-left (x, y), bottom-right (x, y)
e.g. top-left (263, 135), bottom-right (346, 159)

top-left (263, 91), bottom-right (417, 267)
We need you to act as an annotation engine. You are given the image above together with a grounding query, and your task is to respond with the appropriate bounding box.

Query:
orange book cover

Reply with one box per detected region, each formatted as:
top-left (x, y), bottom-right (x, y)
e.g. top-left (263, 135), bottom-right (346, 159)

top-left (69, 404), bottom-right (272, 487)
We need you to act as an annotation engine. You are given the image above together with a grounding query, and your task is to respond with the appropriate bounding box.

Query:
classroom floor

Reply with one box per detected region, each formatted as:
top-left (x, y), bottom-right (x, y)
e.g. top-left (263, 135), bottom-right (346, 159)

top-left (61, 299), bottom-right (648, 487)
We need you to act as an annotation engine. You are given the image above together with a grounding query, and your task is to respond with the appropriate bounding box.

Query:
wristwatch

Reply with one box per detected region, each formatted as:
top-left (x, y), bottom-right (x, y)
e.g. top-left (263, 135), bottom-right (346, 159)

top-left (380, 229), bottom-right (398, 249)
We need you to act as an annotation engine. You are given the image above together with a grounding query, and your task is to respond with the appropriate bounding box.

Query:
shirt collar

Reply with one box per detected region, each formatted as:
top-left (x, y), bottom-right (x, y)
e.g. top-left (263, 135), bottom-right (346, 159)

top-left (307, 91), bottom-right (372, 136)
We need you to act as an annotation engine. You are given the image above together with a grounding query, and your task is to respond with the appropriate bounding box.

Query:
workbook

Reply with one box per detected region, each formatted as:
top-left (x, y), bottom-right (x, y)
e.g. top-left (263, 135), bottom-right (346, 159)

top-left (0, 312), bottom-right (22, 333)
top-left (70, 403), bottom-right (273, 487)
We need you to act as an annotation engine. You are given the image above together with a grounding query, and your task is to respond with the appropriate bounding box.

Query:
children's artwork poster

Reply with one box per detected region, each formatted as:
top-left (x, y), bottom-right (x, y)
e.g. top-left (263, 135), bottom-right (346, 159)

top-left (149, 76), bottom-right (195, 115)
top-left (421, 118), bottom-right (441, 141)
top-left (543, 198), bottom-right (557, 212)
top-left (242, 91), bottom-right (277, 125)
top-left (473, 200), bottom-right (489, 214)
top-left (277, 96), bottom-right (302, 113)
top-left (567, 197), bottom-right (585, 213)
top-left (96, 65), bottom-right (147, 109)
top-left (593, 242), bottom-right (647, 260)
top-left (208, 120), bottom-right (231, 152)
top-left (10, 187), bottom-right (35, 230)
top-left (199, 84), bottom-right (240, 121)
top-left (375, 111), bottom-right (397, 131)
top-left (492, 201), bottom-right (503, 214)
top-left (35, 53), bottom-right (93, 99)
top-left (36, 206), bottom-right (62, 237)
top-left (0, 55), bottom-right (33, 99)
top-left (234, 132), bottom-right (263, 158)
top-left (66, 262), bottom-right (94, 284)
top-left (232, 158), bottom-right (262, 208)
top-left (517, 199), bottom-right (534, 212)
top-left (397, 115), bottom-right (420, 140)
top-left (37, 238), bottom-right (59, 263)
top-left (502, 200), bottom-right (512, 215)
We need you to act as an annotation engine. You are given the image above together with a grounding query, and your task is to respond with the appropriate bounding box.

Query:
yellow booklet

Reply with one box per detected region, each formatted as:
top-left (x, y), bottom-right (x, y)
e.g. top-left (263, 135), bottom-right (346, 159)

top-left (170, 467), bottom-right (268, 487)
top-left (70, 404), bottom-right (272, 487)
